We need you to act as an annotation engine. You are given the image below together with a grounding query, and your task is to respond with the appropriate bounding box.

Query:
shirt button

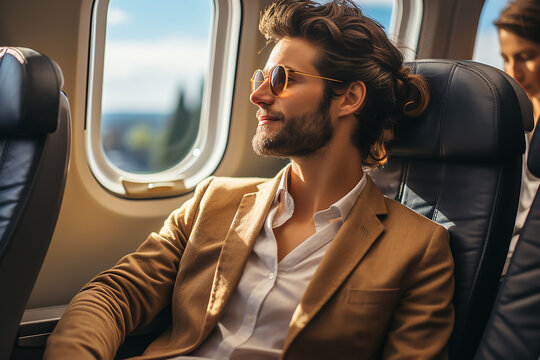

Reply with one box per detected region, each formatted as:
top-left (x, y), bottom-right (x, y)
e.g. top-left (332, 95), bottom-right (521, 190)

top-left (268, 273), bottom-right (275, 279)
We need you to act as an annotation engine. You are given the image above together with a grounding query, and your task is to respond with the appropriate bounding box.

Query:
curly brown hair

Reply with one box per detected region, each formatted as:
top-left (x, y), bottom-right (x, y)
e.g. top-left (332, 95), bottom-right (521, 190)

top-left (259, 0), bottom-right (429, 167)
top-left (495, 0), bottom-right (540, 44)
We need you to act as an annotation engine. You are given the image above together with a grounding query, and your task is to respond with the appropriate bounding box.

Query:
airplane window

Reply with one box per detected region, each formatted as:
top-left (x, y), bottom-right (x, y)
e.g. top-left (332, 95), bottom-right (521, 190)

top-left (100, 0), bottom-right (212, 174)
top-left (356, 0), bottom-right (421, 62)
top-left (87, 0), bottom-right (240, 198)
top-left (473, 0), bottom-right (508, 69)
top-left (356, 0), bottom-right (393, 32)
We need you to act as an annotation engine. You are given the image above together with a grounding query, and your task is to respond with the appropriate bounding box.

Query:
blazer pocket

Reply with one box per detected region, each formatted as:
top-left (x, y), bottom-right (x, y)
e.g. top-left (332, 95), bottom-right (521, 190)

top-left (347, 288), bottom-right (400, 305)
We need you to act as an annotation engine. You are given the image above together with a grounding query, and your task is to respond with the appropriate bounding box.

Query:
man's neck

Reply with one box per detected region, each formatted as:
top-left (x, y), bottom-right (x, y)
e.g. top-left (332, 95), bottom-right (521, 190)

top-left (287, 142), bottom-right (364, 220)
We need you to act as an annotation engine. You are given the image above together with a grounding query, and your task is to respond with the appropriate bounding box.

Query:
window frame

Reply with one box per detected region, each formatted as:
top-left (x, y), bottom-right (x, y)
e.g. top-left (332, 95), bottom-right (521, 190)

top-left (389, 0), bottom-right (423, 61)
top-left (86, 0), bottom-right (241, 198)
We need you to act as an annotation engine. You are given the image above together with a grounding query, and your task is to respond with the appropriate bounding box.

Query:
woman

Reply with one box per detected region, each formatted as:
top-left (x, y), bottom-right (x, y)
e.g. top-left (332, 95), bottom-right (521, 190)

top-left (495, 0), bottom-right (540, 274)
top-left (496, 0), bottom-right (540, 121)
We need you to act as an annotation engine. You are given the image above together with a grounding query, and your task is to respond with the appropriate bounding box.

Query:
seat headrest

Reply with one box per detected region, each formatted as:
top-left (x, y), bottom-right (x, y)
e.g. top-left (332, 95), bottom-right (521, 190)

top-left (528, 120), bottom-right (540, 177)
top-left (390, 60), bottom-right (533, 161)
top-left (0, 47), bottom-right (62, 136)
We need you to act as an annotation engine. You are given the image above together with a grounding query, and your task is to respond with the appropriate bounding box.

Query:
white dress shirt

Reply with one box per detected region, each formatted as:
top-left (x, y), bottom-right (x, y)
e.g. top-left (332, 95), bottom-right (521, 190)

top-left (504, 132), bottom-right (540, 275)
top-left (173, 166), bottom-right (366, 359)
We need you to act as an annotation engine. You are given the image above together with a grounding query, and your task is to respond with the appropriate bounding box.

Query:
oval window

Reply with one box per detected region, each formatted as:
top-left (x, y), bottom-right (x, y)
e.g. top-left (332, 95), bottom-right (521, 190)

top-left (86, 0), bottom-right (241, 198)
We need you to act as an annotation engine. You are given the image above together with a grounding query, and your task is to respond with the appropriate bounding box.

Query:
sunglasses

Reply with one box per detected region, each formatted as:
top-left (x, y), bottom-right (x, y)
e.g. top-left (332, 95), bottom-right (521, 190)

top-left (250, 64), bottom-right (343, 96)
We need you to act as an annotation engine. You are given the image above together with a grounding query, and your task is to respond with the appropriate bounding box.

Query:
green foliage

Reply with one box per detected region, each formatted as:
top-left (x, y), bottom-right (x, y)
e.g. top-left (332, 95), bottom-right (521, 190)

top-left (126, 123), bottom-right (154, 151)
top-left (153, 81), bottom-right (203, 171)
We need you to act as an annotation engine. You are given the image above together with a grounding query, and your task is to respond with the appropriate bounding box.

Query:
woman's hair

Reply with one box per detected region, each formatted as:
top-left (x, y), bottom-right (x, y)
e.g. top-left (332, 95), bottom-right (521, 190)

top-left (259, 0), bottom-right (430, 168)
top-left (495, 0), bottom-right (540, 44)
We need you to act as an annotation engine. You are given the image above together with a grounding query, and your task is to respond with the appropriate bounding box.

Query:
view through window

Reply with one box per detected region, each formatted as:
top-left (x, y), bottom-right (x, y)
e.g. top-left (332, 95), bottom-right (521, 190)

top-left (473, 0), bottom-right (509, 69)
top-left (100, 0), bottom-right (213, 174)
top-left (357, 0), bottom-right (393, 33)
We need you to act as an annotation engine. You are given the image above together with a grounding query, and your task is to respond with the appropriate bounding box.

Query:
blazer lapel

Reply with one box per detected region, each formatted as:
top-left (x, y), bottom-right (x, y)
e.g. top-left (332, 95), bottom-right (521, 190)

top-left (200, 171), bottom-right (283, 337)
top-left (284, 176), bottom-right (388, 349)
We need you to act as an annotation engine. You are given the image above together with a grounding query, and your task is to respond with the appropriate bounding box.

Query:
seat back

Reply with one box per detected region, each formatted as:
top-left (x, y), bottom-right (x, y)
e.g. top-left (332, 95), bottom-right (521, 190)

top-left (474, 120), bottom-right (540, 360)
top-left (370, 59), bottom-right (533, 359)
top-left (0, 47), bottom-right (71, 357)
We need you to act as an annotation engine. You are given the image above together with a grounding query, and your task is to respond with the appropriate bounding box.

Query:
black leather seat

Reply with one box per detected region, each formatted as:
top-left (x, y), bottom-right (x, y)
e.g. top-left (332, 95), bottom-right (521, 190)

top-left (474, 119), bottom-right (540, 360)
top-left (370, 59), bottom-right (533, 360)
top-left (0, 47), bottom-right (71, 357)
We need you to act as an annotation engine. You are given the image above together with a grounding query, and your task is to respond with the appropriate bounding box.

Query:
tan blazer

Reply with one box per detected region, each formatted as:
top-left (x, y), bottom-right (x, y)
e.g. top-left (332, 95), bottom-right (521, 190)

top-left (45, 173), bottom-right (454, 360)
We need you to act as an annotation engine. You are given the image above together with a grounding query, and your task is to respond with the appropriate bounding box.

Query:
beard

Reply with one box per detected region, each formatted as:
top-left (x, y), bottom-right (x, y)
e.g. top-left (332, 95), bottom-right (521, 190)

top-left (251, 98), bottom-right (334, 158)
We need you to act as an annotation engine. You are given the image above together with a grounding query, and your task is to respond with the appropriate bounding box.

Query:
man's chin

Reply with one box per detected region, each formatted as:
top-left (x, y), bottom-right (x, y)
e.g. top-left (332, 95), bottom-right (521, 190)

top-left (251, 140), bottom-right (277, 157)
top-left (256, 121), bottom-right (282, 136)
top-left (252, 135), bottom-right (288, 158)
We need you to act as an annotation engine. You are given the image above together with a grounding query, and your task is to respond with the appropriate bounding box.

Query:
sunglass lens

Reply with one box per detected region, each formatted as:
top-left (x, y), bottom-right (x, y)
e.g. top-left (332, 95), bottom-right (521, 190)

top-left (270, 66), bottom-right (286, 95)
top-left (252, 70), bottom-right (265, 92)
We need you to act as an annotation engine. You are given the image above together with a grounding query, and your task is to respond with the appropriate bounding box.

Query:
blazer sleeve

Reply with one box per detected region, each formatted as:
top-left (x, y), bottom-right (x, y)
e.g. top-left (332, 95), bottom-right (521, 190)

top-left (44, 177), bottom-right (215, 360)
top-left (382, 224), bottom-right (455, 360)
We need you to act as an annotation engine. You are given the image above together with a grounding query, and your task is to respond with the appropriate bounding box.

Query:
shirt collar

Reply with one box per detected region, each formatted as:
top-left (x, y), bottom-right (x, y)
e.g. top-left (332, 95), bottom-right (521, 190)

top-left (329, 173), bottom-right (367, 221)
top-left (272, 163), bottom-right (367, 222)
top-left (273, 164), bottom-right (291, 205)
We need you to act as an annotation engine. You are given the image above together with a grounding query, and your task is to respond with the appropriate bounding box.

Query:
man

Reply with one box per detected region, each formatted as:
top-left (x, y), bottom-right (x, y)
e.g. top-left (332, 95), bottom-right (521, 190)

top-left (45, 1), bottom-right (454, 359)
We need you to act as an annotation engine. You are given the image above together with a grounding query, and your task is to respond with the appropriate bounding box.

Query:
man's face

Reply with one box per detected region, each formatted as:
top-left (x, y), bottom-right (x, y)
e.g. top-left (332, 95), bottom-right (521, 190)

top-left (250, 37), bottom-right (334, 158)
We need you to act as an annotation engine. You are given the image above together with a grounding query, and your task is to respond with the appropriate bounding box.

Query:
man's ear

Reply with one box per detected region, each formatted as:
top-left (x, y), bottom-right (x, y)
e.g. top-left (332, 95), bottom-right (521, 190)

top-left (338, 81), bottom-right (366, 117)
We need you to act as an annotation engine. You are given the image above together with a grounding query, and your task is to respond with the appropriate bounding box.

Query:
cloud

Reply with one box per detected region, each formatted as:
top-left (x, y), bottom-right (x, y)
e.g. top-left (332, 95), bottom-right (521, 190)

top-left (108, 7), bottom-right (129, 26)
top-left (101, 37), bottom-right (211, 113)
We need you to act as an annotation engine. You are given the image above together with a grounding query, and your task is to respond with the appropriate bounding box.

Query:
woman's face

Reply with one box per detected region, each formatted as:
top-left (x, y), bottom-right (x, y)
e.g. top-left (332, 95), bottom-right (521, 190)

top-left (499, 29), bottom-right (540, 101)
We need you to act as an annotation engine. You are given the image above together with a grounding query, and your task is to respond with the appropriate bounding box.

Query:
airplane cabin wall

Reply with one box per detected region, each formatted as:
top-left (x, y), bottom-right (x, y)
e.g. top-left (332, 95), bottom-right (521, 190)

top-left (418, 0), bottom-right (485, 59)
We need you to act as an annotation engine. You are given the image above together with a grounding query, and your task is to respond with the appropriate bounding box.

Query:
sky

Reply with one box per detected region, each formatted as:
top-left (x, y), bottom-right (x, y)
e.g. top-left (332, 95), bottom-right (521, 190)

top-left (100, 0), bottom-right (508, 114)
top-left (101, 0), bottom-right (213, 113)
top-left (472, 0), bottom-right (509, 69)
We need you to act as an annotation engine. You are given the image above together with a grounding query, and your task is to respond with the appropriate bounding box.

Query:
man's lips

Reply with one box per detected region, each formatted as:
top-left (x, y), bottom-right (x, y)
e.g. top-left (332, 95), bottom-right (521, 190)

top-left (256, 109), bottom-right (284, 126)
top-left (257, 115), bottom-right (281, 125)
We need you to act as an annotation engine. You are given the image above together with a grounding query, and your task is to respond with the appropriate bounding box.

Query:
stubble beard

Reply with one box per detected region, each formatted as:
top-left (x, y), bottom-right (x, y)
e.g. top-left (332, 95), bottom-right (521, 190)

top-left (251, 98), bottom-right (334, 158)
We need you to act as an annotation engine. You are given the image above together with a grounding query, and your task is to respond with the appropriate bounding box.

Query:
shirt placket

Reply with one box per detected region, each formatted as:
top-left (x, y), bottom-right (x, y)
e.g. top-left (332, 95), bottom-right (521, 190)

top-left (221, 199), bottom-right (282, 358)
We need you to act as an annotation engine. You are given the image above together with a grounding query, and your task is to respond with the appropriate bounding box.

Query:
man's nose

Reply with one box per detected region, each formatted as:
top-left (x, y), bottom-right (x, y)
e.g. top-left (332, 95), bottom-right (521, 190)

top-left (250, 78), bottom-right (274, 107)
